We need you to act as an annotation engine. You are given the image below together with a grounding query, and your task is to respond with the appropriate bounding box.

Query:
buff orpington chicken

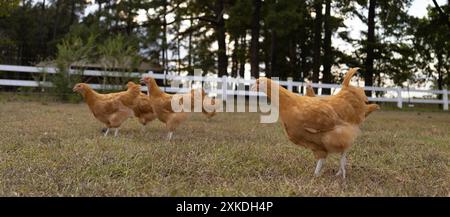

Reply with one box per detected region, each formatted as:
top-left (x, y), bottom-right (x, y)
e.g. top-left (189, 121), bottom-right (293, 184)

top-left (140, 77), bottom-right (191, 140)
top-left (193, 88), bottom-right (217, 120)
top-left (252, 68), bottom-right (378, 178)
top-left (305, 82), bottom-right (380, 118)
top-left (140, 77), bottom-right (219, 140)
top-left (132, 92), bottom-right (157, 127)
top-left (73, 81), bottom-right (140, 136)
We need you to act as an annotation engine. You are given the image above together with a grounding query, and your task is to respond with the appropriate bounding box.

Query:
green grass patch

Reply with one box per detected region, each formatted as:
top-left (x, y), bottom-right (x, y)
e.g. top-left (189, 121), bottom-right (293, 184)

top-left (0, 102), bottom-right (449, 196)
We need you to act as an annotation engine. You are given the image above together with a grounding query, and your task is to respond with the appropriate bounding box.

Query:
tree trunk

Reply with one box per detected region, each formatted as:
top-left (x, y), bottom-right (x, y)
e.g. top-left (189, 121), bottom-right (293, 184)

top-left (217, 24), bottom-right (227, 76)
top-left (69, 0), bottom-right (76, 29)
top-left (263, 28), bottom-right (270, 77)
top-left (231, 38), bottom-right (239, 78)
top-left (238, 36), bottom-right (246, 78)
top-left (98, 2), bottom-right (102, 20)
top-left (299, 26), bottom-right (308, 84)
top-left (39, 0), bottom-right (46, 59)
top-left (312, 0), bottom-right (323, 88)
top-left (188, 16), bottom-right (193, 75)
top-left (216, 0), bottom-right (227, 77)
top-left (126, 15), bottom-right (133, 35)
top-left (177, 35), bottom-right (181, 75)
top-left (289, 38), bottom-right (298, 80)
top-left (365, 0), bottom-right (376, 96)
top-left (162, 4), bottom-right (168, 85)
top-left (437, 52), bottom-right (443, 101)
top-left (114, 5), bottom-right (120, 32)
top-left (289, 38), bottom-right (299, 92)
top-left (312, 0), bottom-right (323, 85)
top-left (269, 30), bottom-right (277, 78)
top-left (250, 0), bottom-right (261, 78)
top-left (52, 0), bottom-right (62, 41)
top-left (322, 0), bottom-right (332, 94)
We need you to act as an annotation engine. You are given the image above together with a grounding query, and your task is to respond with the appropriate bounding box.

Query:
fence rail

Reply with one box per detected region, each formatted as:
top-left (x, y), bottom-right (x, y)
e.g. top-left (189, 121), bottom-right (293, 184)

top-left (0, 64), bottom-right (448, 110)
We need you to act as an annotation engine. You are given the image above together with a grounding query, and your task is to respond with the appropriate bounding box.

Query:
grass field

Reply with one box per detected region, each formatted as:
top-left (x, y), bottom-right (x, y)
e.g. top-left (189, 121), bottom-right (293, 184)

top-left (0, 100), bottom-right (449, 196)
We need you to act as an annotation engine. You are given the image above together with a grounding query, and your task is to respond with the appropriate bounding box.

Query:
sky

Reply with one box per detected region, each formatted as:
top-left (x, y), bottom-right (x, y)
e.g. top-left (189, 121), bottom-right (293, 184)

top-left (409, 0), bottom-right (447, 17)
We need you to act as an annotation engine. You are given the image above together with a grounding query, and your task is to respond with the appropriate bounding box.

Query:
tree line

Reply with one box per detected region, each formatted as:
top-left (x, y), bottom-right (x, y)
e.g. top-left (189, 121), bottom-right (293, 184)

top-left (0, 0), bottom-right (449, 92)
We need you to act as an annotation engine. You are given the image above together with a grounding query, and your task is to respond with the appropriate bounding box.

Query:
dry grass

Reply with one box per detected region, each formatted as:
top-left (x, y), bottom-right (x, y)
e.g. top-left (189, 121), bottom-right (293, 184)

top-left (0, 101), bottom-right (449, 196)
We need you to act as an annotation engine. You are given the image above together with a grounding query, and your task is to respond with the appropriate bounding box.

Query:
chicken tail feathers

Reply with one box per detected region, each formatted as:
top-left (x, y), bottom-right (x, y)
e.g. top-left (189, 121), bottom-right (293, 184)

top-left (342, 68), bottom-right (360, 88)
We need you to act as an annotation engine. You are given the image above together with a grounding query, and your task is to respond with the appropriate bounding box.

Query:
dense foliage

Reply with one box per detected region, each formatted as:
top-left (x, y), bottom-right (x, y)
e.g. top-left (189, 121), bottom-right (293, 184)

top-left (0, 0), bottom-right (449, 90)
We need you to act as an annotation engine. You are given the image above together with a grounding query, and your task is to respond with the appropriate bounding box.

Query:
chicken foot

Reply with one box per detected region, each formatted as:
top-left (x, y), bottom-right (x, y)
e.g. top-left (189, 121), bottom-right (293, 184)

top-left (314, 159), bottom-right (325, 177)
top-left (166, 132), bottom-right (173, 141)
top-left (335, 152), bottom-right (347, 179)
top-left (103, 128), bottom-right (119, 137)
top-left (104, 128), bottom-right (110, 136)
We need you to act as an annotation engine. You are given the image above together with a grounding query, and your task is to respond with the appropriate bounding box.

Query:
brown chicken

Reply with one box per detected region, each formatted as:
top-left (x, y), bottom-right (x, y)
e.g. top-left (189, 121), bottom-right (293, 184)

top-left (140, 77), bottom-right (218, 140)
top-left (132, 92), bottom-right (157, 127)
top-left (305, 83), bottom-right (380, 118)
top-left (193, 88), bottom-right (217, 119)
top-left (140, 77), bottom-right (191, 140)
top-left (73, 82), bottom-right (140, 136)
top-left (252, 68), bottom-right (378, 178)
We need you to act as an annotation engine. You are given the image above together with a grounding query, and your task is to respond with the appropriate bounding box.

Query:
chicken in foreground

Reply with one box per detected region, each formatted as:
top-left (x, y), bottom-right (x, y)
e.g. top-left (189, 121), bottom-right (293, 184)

top-left (305, 83), bottom-right (380, 118)
top-left (252, 68), bottom-right (378, 178)
top-left (73, 82), bottom-right (140, 136)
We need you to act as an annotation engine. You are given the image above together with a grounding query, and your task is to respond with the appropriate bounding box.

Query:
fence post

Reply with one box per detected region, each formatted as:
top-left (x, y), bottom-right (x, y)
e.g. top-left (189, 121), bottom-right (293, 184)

top-left (221, 75), bottom-right (227, 101)
top-left (443, 89), bottom-right (449, 111)
top-left (300, 82), bottom-right (304, 95)
top-left (397, 88), bottom-right (403, 109)
top-left (287, 77), bottom-right (293, 92)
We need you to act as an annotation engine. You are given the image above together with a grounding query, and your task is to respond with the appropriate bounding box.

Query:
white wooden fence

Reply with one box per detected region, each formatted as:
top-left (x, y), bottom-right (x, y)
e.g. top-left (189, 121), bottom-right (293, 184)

top-left (0, 64), bottom-right (448, 110)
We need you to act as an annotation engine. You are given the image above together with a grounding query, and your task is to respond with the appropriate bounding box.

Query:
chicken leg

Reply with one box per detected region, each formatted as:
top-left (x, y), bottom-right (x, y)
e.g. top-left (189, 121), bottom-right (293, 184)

top-left (104, 128), bottom-right (110, 136)
top-left (336, 152), bottom-right (347, 179)
top-left (167, 132), bottom-right (173, 141)
top-left (114, 128), bottom-right (119, 137)
top-left (314, 159), bottom-right (325, 177)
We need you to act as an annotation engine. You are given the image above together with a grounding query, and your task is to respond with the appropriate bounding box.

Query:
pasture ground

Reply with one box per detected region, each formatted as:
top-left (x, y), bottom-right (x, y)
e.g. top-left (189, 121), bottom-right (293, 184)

top-left (0, 101), bottom-right (449, 196)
